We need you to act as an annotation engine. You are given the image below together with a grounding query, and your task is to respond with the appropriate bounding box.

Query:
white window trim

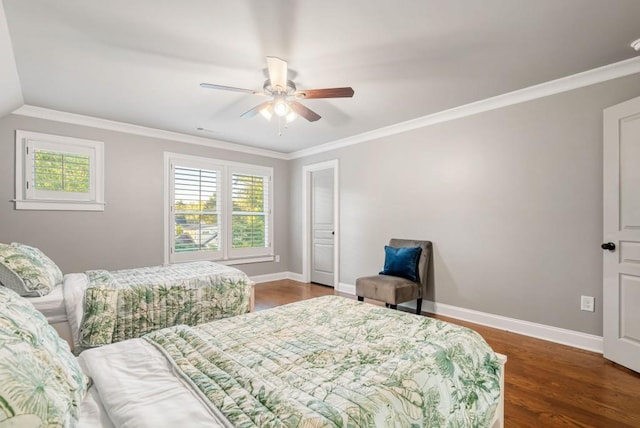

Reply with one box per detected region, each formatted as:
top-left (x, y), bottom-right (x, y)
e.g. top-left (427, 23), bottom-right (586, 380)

top-left (164, 152), bottom-right (274, 265)
top-left (14, 130), bottom-right (105, 211)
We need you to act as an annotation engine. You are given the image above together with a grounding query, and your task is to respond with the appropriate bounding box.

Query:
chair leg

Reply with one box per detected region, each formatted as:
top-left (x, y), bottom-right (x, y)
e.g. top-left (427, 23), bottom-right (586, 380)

top-left (416, 298), bottom-right (422, 315)
top-left (357, 296), bottom-right (364, 302)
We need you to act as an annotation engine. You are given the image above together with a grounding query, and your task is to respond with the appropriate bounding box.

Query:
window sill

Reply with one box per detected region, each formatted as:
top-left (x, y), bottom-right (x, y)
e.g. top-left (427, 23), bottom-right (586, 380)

top-left (217, 255), bottom-right (275, 266)
top-left (169, 254), bottom-right (275, 266)
top-left (14, 199), bottom-right (106, 211)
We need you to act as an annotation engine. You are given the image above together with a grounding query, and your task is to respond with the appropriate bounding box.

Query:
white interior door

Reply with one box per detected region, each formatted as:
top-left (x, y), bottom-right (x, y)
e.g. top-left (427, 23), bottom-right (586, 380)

top-left (311, 169), bottom-right (335, 286)
top-left (603, 95), bottom-right (640, 373)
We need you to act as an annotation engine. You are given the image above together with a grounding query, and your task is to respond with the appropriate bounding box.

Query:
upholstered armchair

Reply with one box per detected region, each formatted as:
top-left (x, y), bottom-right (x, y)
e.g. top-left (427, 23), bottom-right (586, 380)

top-left (356, 239), bottom-right (432, 314)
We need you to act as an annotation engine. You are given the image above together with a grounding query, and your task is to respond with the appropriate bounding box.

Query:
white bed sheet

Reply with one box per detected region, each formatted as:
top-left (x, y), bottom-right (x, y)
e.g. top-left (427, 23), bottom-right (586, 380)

top-left (77, 338), bottom-right (232, 428)
top-left (24, 273), bottom-right (87, 335)
top-left (27, 283), bottom-right (67, 323)
top-left (63, 272), bottom-right (89, 347)
top-left (79, 384), bottom-right (114, 428)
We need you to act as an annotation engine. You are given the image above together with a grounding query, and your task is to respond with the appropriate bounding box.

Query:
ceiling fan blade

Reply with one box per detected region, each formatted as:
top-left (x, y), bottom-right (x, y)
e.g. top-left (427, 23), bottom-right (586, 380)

top-left (241, 101), bottom-right (272, 118)
top-left (290, 101), bottom-right (321, 122)
top-left (200, 83), bottom-right (263, 95)
top-left (295, 87), bottom-right (354, 99)
top-left (266, 56), bottom-right (288, 92)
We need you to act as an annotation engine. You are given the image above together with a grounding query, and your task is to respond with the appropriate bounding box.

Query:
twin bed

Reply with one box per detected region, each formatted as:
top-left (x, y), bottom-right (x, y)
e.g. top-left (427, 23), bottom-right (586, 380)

top-left (39, 263), bottom-right (253, 350)
top-left (26, 265), bottom-right (254, 350)
top-left (0, 242), bottom-right (254, 350)
top-left (1, 289), bottom-right (505, 428)
top-left (0, 242), bottom-right (506, 427)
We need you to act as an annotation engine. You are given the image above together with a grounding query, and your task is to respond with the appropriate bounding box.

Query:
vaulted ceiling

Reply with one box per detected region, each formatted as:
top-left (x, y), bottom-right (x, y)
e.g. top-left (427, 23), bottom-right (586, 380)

top-left (2, 0), bottom-right (640, 153)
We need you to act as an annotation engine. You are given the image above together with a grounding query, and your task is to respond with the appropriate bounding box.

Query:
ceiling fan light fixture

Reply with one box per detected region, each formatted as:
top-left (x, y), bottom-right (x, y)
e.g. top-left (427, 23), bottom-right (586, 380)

top-left (286, 111), bottom-right (297, 123)
top-left (273, 99), bottom-right (289, 117)
top-left (259, 104), bottom-right (274, 121)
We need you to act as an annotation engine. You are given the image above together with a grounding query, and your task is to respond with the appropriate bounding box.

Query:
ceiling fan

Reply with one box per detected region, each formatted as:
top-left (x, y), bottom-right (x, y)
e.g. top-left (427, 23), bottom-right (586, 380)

top-left (200, 57), bottom-right (354, 123)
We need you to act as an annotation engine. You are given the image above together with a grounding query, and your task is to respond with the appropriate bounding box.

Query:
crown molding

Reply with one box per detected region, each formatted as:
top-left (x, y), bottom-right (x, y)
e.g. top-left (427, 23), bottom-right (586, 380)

top-left (11, 105), bottom-right (289, 160)
top-left (11, 56), bottom-right (640, 161)
top-left (287, 56), bottom-right (640, 160)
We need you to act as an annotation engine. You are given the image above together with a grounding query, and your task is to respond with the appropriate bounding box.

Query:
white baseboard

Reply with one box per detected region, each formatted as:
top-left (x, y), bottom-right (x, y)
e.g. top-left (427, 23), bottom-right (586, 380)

top-left (287, 272), bottom-right (305, 282)
top-left (337, 282), bottom-right (356, 295)
top-left (339, 282), bottom-right (603, 354)
top-left (424, 301), bottom-right (602, 353)
top-left (250, 271), bottom-right (304, 284)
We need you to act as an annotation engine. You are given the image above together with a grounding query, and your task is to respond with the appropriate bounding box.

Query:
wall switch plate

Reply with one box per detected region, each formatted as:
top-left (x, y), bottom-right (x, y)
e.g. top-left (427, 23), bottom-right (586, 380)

top-left (581, 295), bottom-right (595, 312)
top-left (275, 255), bottom-right (280, 263)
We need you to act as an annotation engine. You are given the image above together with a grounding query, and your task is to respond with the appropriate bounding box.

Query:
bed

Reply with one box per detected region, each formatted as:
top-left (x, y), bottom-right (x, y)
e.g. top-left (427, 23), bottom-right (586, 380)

top-left (82, 297), bottom-right (507, 427)
top-left (0, 288), bottom-right (506, 427)
top-left (0, 242), bottom-right (254, 350)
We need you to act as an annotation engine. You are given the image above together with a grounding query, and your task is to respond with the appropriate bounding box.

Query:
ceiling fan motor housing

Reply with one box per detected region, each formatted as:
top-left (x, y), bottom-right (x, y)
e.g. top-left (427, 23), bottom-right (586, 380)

top-left (263, 79), bottom-right (297, 96)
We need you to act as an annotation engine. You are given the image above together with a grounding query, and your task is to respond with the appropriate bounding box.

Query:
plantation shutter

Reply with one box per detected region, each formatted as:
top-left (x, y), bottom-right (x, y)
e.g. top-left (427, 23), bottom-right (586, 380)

top-left (23, 137), bottom-right (100, 204)
top-left (172, 164), bottom-right (222, 261)
top-left (231, 173), bottom-right (270, 254)
top-left (32, 149), bottom-right (90, 193)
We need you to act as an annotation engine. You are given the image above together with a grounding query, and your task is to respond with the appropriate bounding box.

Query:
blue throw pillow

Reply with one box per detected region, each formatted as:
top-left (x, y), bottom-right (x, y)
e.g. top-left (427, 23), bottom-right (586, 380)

top-left (379, 245), bottom-right (422, 282)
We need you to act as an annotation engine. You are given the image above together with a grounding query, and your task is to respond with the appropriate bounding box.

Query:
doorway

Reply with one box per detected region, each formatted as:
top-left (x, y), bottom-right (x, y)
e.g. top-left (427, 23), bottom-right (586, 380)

top-left (302, 160), bottom-right (339, 289)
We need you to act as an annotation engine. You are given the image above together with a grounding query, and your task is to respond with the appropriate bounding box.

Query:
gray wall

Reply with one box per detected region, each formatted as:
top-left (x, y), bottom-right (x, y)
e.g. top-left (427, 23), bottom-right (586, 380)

top-left (289, 73), bottom-right (640, 336)
top-left (0, 114), bottom-right (290, 276)
top-left (3, 73), bottom-right (640, 336)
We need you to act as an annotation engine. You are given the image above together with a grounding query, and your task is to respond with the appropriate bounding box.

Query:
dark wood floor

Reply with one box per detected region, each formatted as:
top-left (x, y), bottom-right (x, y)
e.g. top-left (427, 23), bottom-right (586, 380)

top-left (255, 280), bottom-right (640, 428)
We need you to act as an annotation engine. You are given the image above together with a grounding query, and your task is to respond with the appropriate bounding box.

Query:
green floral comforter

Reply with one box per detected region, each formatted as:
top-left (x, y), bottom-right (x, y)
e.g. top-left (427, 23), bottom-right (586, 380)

top-left (80, 261), bottom-right (251, 347)
top-left (144, 295), bottom-right (501, 427)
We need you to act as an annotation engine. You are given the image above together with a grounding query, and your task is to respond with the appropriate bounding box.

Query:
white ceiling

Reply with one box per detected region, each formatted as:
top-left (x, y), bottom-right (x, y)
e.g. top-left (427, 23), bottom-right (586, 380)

top-left (3, 0), bottom-right (640, 153)
top-left (0, 0), bottom-right (22, 117)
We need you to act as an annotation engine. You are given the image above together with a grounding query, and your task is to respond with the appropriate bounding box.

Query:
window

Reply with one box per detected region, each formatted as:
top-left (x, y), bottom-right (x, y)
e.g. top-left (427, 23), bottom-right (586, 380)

top-left (173, 165), bottom-right (221, 260)
top-left (166, 153), bottom-right (273, 264)
top-left (15, 130), bottom-right (105, 211)
top-left (232, 173), bottom-right (269, 251)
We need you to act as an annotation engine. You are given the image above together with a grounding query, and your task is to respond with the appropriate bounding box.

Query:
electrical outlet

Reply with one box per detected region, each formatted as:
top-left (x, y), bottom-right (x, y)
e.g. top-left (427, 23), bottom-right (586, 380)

top-left (275, 255), bottom-right (280, 263)
top-left (581, 295), bottom-right (595, 312)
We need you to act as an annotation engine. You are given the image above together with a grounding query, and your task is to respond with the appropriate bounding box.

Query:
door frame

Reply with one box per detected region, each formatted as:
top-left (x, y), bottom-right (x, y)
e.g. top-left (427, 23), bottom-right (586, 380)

top-left (302, 160), bottom-right (339, 289)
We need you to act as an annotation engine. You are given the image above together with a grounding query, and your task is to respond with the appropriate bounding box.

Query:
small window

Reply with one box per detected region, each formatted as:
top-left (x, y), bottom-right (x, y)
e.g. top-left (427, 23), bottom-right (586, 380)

top-left (15, 131), bottom-right (105, 211)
